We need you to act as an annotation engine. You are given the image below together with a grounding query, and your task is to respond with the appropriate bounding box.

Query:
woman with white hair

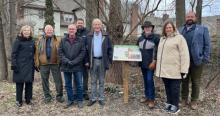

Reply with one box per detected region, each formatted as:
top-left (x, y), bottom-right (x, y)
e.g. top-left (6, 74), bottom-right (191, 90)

top-left (11, 25), bottom-right (35, 107)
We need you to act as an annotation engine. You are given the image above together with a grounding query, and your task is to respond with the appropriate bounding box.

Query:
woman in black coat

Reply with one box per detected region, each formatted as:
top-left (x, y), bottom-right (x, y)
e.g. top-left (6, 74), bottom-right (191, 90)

top-left (11, 25), bottom-right (35, 107)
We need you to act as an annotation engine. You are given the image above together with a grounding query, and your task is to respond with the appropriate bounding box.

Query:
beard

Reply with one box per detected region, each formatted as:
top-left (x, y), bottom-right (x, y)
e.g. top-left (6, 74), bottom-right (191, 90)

top-left (186, 19), bottom-right (195, 25)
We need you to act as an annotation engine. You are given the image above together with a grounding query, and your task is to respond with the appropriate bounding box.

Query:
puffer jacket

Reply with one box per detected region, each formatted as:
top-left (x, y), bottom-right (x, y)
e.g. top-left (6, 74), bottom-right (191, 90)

top-left (155, 33), bottom-right (190, 79)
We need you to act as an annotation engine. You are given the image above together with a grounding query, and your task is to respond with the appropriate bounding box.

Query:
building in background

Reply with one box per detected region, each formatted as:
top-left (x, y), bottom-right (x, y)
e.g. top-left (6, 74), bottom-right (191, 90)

top-left (17, 0), bottom-right (85, 36)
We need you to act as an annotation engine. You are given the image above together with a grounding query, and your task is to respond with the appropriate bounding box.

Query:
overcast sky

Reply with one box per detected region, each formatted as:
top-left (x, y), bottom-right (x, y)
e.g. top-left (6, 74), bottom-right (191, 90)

top-left (137, 0), bottom-right (220, 17)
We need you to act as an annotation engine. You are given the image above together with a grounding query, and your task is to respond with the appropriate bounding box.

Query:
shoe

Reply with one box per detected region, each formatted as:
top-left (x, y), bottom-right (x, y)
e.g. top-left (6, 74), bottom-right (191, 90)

top-left (16, 101), bottom-right (22, 107)
top-left (78, 102), bottom-right (83, 108)
top-left (26, 100), bottom-right (33, 105)
top-left (87, 100), bottom-right (96, 106)
top-left (140, 98), bottom-right (149, 104)
top-left (64, 101), bottom-right (74, 109)
top-left (168, 105), bottom-right (180, 114)
top-left (44, 97), bottom-right (52, 104)
top-left (98, 100), bottom-right (105, 106)
top-left (190, 101), bottom-right (198, 110)
top-left (84, 94), bottom-right (89, 100)
top-left (56, 97), bottom-right (65, 103)
top-left (148, 100), bottom-right (155, 109)
top-left (164, 103), bottom-right (171, 112)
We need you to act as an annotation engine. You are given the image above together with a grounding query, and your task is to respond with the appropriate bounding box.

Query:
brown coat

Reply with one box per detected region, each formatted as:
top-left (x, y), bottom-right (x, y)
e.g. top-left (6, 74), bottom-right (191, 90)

top-left (34, 35), bottom-right (60, 67)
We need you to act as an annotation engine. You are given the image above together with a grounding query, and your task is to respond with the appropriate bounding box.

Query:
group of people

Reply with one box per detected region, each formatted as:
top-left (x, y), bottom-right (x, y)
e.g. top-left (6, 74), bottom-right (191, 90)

top-left (11, 18), bottom-right (113, 109)
top-left (138, 11), bottom-right (210, 114)
top-left (11, 10), bottom-right (210, 114)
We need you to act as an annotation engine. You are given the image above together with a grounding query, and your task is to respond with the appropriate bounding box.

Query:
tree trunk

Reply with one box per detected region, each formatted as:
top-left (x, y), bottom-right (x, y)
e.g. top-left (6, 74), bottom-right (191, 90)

top-left (106, 0), bottom-right (124, 84)
top-left (176, 0), bottom-right (185, 28)
top-left (85, 0), bottom-right (99, 30)
top-left (9, 0), bottom-right (16, 43)
top-left (196, 0), bottom-right (203, 24)
top-left (0, 1), bottom-right (8, 81)
top-left (5, 0), bottom-right (16, 82)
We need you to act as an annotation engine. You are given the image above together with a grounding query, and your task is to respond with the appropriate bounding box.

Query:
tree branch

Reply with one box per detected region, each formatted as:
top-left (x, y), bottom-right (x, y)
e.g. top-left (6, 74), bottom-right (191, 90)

top-left (123, 0), bottom-right (162, 42)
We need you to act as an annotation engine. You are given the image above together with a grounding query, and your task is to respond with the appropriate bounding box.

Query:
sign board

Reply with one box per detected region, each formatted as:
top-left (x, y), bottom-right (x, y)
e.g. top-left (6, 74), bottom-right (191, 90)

top-left (113, 45), bottom-right (142, 61)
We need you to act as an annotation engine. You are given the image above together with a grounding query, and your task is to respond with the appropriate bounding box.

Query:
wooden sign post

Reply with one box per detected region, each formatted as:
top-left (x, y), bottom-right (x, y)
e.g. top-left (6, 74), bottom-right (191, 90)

top-left (113, 45), bottom-right (142, 103)
top-left (122, 62), bottom-right (129, 103)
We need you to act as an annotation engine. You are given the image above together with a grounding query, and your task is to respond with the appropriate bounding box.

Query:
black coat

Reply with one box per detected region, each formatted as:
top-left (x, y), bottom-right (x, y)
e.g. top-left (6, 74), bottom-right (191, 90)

top-left (76, 27), bottom-right (88, 64)
top-left (11, 36), bottom-right (35, 83)
top-left (86, 31), bottom-right (113, 70)
top-left (137, 33), bottom-right (160, 69)
top-left (76, 27), bottom-right (88, 40)
top-left (59, 35), bottom-right (85, 72)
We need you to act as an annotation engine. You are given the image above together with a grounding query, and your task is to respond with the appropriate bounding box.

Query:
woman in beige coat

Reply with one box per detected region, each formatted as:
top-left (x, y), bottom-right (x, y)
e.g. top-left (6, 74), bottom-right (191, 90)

top-left (155, 21), bottom-right (190, 114)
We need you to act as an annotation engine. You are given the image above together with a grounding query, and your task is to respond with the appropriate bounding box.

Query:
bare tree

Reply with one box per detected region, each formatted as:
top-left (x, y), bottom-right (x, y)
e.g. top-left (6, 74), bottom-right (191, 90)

top-left (176, 0), bottom-right (185, 28)
top-left (72, 0), bottom-right (162, 83)
top-left (196, 0), bottom-right (203, 24)
top-left (85, 0), bottom-right (99, 30)
top-left (190, 0), bottom-right (196, 11)
top-left (106, 0), bottom-right (124, 84)
top-left (0, 0), bottom-right (8, 81)
top-left (9, 0), bottom-right (16, 43)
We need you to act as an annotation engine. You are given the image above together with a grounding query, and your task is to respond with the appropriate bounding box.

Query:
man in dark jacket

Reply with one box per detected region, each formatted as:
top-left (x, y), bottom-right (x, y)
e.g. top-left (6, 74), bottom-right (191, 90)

top-left (86, 18), bottom-right (113, 106)
top-left (76, 18), bottom-right (89, 100)
top-left (179, 11), bottom-right (211, 110)
top-left (59, 24), bottom-right (85, 108)
top-left (137, 21), bottom-right (160, 108)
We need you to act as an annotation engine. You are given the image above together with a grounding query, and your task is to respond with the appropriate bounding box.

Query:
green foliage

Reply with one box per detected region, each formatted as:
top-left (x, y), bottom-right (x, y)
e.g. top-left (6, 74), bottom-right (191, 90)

top-left (44, 0), bottom-right (55, 27)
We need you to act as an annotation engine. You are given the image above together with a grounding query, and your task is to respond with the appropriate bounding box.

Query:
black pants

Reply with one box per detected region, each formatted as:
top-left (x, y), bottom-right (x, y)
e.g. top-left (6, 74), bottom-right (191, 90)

top-left (16, 82), bottom-right (33, 103)
top-left (162, 78), bottom-right (181, 108)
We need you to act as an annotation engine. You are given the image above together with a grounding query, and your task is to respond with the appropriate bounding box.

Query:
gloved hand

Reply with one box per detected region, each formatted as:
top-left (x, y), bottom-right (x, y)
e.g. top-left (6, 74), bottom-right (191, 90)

top-left (68, 61), bottom-right (74, 66)
top-left (181, 73), bottom-right (187, 79)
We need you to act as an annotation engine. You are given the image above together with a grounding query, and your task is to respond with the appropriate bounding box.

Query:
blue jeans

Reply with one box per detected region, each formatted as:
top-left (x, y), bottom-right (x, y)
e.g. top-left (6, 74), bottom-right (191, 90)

top-left (63, 72), bottom-right (83, 102)
top-left (141, 68), bottom-right (155, 100)
top-left (162, 78), bottom-right (181, 108)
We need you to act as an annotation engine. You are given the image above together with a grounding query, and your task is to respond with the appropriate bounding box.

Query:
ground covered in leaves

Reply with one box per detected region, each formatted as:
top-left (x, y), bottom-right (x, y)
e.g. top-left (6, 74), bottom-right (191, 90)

top-left (0, 65), bottom-right (220, 116)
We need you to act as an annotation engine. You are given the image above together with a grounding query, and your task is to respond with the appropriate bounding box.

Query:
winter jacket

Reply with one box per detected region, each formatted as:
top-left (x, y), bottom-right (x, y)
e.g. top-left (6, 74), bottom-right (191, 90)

top-left (11, 36), bottom-right (35, 83)
top-left (86, 31), bottom-right (113, 70)
top-left (137, 33), bottom-right (160, 68)
top-left (179, 24), bottom-right (211, 66)
top-left (76, 27), bottom-right (88, 64)
top-left (34, 35), bottom-right (60, 67)
top-left (155, 33), bottom-right (190, 79)
top-left (59, 35), bottom-right (85, 72)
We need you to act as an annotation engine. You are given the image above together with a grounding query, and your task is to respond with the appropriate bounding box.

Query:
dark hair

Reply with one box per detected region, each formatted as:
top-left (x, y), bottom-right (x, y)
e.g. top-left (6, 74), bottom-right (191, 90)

top-left (162, 20), bottom-right (176, 37)
top-left (77, 18), bottom-right (84, 22)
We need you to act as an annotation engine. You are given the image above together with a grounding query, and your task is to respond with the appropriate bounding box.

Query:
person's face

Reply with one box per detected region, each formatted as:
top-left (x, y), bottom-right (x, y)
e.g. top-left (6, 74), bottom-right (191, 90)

top-left (44, 25), bottom-right (54, 37)
top-left (144, 26), bottom-right (153, 34)
top-left (68, 25), bottom-right (77, 36)
top-left (93, 21), bottom-right (102, 32)
top-left (185, 12), bottom-right (196, 25)
top-left (165, 23), bottom-right (174, 36)
top-left (76, 20), bottom-right (84, 29)
top-left (22, 27), bottom-right (31, 38)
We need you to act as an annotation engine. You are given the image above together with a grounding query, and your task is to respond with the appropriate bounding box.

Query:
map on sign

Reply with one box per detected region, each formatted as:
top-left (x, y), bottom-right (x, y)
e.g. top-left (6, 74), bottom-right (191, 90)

top-left (113, 45), bottom-right (142, 61)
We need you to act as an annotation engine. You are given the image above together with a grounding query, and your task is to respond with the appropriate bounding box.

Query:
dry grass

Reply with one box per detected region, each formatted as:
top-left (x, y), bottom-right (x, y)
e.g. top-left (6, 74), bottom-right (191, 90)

top-left (0, 65), bottom-right (220, 116)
